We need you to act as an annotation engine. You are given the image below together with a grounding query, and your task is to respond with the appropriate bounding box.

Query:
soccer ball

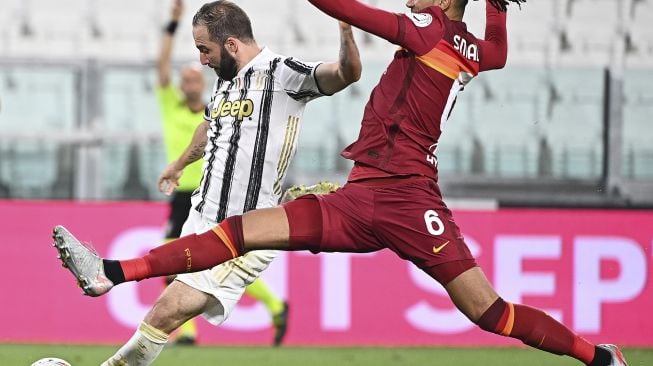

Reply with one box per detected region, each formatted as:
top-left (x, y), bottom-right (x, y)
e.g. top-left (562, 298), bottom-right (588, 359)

top-left (30, 358), bottom-right (72, 366)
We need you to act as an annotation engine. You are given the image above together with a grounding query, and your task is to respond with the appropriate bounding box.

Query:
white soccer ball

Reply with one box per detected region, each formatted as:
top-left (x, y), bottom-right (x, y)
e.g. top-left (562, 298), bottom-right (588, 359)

top-left (30, 358), bottom-right (72, 366)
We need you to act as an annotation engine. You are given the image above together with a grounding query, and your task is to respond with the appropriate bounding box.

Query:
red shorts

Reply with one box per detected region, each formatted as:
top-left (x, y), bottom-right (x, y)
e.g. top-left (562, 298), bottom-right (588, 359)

top-left (283, 177), bottom-right (477, 285)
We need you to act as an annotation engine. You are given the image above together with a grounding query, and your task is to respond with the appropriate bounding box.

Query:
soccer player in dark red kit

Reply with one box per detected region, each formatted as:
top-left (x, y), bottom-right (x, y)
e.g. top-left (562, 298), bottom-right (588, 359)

top-left (54, 1), bottom-right (628, 365)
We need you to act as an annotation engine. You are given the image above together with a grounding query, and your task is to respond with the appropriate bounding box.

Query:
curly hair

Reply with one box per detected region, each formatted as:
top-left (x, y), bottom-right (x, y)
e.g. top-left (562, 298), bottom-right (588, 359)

top-left (486, 0), bottom-right (526, 12)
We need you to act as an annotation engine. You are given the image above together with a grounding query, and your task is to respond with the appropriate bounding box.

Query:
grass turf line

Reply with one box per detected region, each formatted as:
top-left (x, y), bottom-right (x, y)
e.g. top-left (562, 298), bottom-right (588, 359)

top-left (2, 344), bottom-right (652, 366)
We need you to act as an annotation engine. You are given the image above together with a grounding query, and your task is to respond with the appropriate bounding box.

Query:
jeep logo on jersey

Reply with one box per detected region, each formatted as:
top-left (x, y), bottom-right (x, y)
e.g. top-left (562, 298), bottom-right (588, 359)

top-left (211, 98), bottom-right (255, 120)
top-left (409, 13), bottom-right (433, 28)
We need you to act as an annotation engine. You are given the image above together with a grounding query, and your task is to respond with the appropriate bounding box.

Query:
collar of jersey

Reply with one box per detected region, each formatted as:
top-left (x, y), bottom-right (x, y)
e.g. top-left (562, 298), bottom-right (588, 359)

top-left (235, 46), bottom-right (274, 79)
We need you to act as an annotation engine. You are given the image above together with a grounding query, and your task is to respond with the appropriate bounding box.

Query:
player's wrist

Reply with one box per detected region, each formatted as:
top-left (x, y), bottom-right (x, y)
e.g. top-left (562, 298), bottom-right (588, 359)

top-left (165, 20), bottom-right (179, 35)
top-left (170, 159), bottom-right (186, 171)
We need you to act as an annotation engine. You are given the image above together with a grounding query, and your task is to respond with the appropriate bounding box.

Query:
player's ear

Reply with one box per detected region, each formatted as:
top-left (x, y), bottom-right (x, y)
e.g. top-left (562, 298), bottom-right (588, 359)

top-left (224, 37), bottom-right (238, 56)
top-left (438, 0), bottom-right (453, 11)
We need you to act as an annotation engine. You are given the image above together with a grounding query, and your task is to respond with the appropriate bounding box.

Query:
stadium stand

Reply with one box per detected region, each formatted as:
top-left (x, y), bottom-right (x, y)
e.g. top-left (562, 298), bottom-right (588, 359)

top-left (543, 68), bottom-right (605, 178)
top-left (623, 68), bottom-right (653, 179)
top-left (561, 0), bottom-right (623, 65)
top-left (0, 66), bottom-right (77, 198)
top-left (102, 68), bottom-right (166, 199)
top-left (0, 0), bottom-right (651, 203)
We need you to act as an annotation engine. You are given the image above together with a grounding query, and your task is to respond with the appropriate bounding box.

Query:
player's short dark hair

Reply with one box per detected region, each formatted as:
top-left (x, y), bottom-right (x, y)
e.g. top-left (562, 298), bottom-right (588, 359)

top-left (192, 1), bottom-right (255, 44)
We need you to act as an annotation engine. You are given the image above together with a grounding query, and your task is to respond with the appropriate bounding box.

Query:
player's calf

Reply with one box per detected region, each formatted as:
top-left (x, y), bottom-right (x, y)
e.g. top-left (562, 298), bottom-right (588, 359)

top-left (475, 297), bottom-right (626, 366)
top-left (101, 321), bottom-right (168, 366)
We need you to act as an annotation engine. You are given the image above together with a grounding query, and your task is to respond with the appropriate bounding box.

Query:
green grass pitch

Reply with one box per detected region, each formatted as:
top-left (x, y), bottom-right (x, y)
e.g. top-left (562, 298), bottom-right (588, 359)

top-left (3, 344), bottom-right (651, 366)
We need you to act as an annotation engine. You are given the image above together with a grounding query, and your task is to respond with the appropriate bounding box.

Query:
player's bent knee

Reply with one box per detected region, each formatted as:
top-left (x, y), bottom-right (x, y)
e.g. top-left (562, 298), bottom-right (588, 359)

top-left (445, 267), bottom-right (499, 322)
top-left (147, 302), bottom-right (201, 334)
top-left (144, 305), bottom-right (180, 333)
top-left (145, 286), bottom-right (204, 333)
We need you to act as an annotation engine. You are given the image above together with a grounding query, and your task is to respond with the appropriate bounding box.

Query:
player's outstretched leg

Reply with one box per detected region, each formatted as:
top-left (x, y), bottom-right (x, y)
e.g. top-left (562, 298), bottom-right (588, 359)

top-left (54, 206), bottom-right (293, 296)
top-left (52, 212), bottom-right (249, 296)
top-left (53, 183), bottom-right (335, 297)
top-left (102, 281), bottom-right (215, 366)
top-left (444, 267), bottom-right (628, 366)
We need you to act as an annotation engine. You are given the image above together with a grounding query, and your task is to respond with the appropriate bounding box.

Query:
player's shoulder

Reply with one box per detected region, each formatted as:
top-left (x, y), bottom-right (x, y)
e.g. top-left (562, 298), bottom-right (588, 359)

top-left (244, 47), bottom-right (319, 77)
top-left (156, 83), bottom-right (182, 102)
top-left (248, 47), bottom-right (285, 71)
top-left (402, 6), bottom-right (446, 29)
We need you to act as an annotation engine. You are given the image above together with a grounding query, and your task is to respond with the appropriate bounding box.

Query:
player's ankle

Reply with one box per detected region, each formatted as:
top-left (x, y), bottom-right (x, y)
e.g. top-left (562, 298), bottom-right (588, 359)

top-left (587, 346), bottom-right (612, 366)
top-left (103, 259), bottom-right (126, 284)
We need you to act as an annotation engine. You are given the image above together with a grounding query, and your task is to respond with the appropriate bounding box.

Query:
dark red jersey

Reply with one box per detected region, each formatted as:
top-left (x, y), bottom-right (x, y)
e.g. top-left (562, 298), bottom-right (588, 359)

top-left (309, 0), bottom-right (508, 181)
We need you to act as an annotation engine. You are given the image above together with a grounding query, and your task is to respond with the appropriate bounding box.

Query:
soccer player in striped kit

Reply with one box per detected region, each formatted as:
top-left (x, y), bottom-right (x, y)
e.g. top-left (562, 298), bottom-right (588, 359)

top-left (156, 0), bottom-right (292, 346)
top-left (64, 2), bottom-right (362, 365)
top-left (55, 0), bottom-right (628, 365)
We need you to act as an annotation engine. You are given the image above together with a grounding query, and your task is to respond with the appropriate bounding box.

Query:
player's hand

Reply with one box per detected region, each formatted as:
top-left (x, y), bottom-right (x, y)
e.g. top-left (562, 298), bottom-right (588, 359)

top-left (158, 161), bottom-right (184, 196)
top-left (482, 0), bottom-right (525, 12)
top-left (171, 0), bottom-right (183, 21)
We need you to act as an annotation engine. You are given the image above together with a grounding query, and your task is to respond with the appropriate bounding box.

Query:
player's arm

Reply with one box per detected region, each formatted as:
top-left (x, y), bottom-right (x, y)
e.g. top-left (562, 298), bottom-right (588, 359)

top-left (313, 22), bottom-right (362, 95)
top-left (158, 120), bottom-right (209, 195)
top-left (307, 0), bottom-right (444, 55)
top-left (157, 0), bottom-right (183, 87)
top-left (477, 0), bottom-right (508, 71)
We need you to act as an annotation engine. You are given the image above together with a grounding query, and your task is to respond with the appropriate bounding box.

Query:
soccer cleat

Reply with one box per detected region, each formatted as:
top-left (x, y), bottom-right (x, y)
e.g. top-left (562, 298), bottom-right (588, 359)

top-left (281, 181), bottom-right (340, 203)
top-left (173, 335), bottom-right (197, 346)
top-left (52, 225), bottom-right (114, 297)
top-left (272, 302), bottom-right (289, 347)
top-left (598, 344), bottom-right (629, 366)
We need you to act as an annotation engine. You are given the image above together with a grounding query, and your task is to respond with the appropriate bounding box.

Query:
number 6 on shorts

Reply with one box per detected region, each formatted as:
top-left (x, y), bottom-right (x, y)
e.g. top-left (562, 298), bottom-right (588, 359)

top-left (424, 209), bottom-right (445, 236)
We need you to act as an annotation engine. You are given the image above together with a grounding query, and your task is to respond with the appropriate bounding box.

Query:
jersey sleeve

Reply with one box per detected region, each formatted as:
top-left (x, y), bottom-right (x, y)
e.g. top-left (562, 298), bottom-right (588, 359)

top-left (279, 57), bottom-right (327, 103)
top-left (478, 1), bottom-right (508, 71)
top-left (395, 8), bottom-right (446, 55)
top-left (308, 0), bottom-right (444, 55)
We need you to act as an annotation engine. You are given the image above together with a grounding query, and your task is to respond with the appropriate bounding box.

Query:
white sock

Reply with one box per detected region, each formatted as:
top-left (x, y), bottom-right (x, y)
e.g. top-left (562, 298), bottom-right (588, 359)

top-left (101, 322), bottom-right (169, 366)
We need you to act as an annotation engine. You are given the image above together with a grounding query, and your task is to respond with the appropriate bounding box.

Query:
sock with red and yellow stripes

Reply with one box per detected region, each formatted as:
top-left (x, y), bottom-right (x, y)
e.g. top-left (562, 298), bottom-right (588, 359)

top-left (103, 215), bottom-right (245, 284)
top-left (476, 297), bottom-right (609, 365)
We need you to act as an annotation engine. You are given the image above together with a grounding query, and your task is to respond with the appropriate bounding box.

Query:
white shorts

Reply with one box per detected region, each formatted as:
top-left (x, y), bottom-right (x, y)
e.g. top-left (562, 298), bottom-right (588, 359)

top-left (175, 209), bottom-right (278, 325)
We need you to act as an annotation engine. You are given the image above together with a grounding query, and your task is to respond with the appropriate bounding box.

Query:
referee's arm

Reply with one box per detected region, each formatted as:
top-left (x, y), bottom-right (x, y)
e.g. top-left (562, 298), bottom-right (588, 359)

top-left (158, 0), bottom-right (183, 87)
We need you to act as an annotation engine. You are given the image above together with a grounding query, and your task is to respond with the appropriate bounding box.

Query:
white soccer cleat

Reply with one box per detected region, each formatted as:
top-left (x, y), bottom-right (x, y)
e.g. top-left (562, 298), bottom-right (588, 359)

top-left (598, 344), bottom-right (629, 366)
top-left (52, 225), bottom-right (114, 297)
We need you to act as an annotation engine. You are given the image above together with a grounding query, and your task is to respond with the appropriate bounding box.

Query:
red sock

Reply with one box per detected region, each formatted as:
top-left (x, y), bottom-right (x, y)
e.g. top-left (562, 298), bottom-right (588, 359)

top-left (120, 215), bottom-right (245, 281)
top-left (477, 298), bottom-right (596, 365)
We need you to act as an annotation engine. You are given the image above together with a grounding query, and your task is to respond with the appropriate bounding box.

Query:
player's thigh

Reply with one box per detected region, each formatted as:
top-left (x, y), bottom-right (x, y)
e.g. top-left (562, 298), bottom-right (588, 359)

top-left (374, 179), bottom-right (474, 275)
top-left (283, 186), bottom-right (382, 253)
top-left (444, 266), bottom-right (499, 322)
top-left (145, 281), bottom-right (217, 333)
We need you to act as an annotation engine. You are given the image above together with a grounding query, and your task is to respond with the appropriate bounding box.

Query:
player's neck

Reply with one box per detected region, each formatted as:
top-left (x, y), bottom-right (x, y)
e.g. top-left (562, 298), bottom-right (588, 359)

top-left (235, 43), bottom-right (263, 74)
top-left (444, 8), bottom-right (464, 21)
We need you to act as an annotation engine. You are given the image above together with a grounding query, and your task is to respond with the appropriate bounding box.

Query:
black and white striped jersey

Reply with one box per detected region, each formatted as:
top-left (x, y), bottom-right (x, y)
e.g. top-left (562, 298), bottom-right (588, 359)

top-left (191, 47), bottom-right (326, 221)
